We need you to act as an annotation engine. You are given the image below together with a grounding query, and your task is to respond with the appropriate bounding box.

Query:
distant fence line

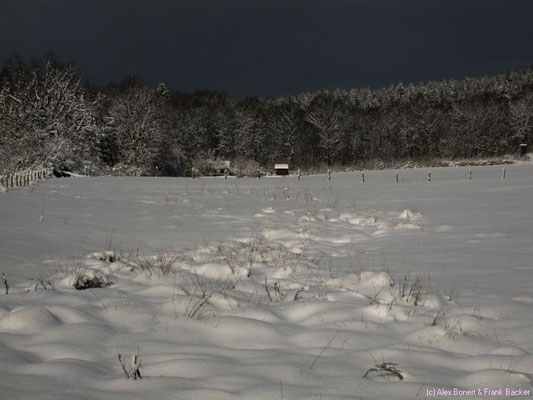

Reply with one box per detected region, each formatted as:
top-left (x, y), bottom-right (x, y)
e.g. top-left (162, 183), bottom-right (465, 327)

top-left (246, 167), bottom-right (508, 182)
top-left (0, 166), bottom-right (511, 189)
top-left (0, 169), bottom-right (49, 190)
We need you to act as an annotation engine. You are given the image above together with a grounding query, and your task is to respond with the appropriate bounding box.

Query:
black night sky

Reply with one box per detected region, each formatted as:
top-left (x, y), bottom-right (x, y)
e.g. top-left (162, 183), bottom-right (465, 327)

top-left (1, 0), bottom-right (533, 97)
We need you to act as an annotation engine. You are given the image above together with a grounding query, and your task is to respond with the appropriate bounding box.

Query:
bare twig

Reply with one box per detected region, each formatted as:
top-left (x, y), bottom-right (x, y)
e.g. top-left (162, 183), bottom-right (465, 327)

top-left (2, 272), bottom-right (8, 294)
top-left (131, 352), bottom-right (142, 380)
top-left (264, 277), bottom-right (273, 302)
top-left (363, 362), bottom-right (404, 381)
top-left (293, 288), bottom-right (305, 301)
top-left (118, 354), bottom-right (130, 379)
top-left (118, 348), bottom-right (142, 380)
top-left (369, 286), bottom-right (384, 305)
top-left (310, 332), bottom-right (338, 370)
top-left (274, 281), bottom-right (285, 301)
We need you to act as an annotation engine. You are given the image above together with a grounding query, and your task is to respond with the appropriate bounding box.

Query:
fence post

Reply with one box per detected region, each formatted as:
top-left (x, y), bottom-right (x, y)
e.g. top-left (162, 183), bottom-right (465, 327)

top-left (395, 171), bottom-right (399, 183)
top-left (327, 169), bottom-right (331, 181)
top-left (427, 171), bottom-right (431, 182)
top-left (468, 169), bottom-right (472, 181)
top-left (297, 169), bottom-right (301, 181)
top-left (502, 168), bottom-right (506, 180)
top-left (3, 169), bottom-right (50, 189)
top-left (361, 172), bottom-right (365, 183)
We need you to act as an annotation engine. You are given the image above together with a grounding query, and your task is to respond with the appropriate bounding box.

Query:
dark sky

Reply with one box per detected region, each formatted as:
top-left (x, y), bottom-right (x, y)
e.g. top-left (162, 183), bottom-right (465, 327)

top-left (1, 0), bottom-right (533, 97)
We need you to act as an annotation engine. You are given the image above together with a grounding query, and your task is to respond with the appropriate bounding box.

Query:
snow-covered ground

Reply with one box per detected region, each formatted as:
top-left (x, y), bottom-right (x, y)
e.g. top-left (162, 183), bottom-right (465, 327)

top-left (0, 165), bottom-right (532, 399)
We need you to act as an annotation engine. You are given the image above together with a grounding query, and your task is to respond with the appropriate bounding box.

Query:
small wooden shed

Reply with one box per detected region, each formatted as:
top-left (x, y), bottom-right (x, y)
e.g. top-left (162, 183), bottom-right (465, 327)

top-left (519, 143), bottom-right (528, 158)
top-left (274, 164), bottom-right (289, 176)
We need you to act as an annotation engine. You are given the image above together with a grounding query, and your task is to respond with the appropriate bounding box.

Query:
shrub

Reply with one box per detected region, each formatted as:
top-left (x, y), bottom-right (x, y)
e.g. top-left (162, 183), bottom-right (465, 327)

top-left (231, 158), bottom-right (261, 177)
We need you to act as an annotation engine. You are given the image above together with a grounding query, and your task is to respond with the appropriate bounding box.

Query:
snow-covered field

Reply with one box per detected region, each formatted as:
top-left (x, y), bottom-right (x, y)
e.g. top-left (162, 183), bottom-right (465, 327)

top-left (0, 165), bottom-right (532, 399)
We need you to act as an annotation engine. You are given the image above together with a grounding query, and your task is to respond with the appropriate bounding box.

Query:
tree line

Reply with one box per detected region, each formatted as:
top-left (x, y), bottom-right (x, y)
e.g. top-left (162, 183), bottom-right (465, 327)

top-left (1, 53), bottom-right (532, 176)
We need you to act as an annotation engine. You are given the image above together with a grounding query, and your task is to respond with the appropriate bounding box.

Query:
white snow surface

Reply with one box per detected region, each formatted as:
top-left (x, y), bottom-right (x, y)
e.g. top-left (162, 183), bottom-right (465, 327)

top-left (0, 165), bottom-right (532, 399)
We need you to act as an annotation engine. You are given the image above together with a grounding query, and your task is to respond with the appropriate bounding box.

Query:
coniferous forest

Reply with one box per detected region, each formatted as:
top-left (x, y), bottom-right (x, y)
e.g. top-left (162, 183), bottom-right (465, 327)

top-left (1, 54), bottom-right (532, 176)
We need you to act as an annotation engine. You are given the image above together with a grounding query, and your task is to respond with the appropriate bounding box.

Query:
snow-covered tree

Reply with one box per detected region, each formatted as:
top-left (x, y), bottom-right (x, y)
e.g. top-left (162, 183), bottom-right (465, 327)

top-left (103, 77), bottom-right (169, 174)
top-left (0, 57), bottom-right (97, 172)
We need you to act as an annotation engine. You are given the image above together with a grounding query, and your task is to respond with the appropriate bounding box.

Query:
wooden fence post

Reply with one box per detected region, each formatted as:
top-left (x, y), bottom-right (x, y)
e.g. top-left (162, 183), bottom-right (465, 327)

top-left (1, 168), bottom-right (54, 190)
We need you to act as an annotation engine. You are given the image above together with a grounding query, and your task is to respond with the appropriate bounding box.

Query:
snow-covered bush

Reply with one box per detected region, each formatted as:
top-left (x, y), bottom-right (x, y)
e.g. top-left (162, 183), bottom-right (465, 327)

top-left (73, 269), bottom-right (112, 290)
top-left (230, 158), bottom-right (261, 178)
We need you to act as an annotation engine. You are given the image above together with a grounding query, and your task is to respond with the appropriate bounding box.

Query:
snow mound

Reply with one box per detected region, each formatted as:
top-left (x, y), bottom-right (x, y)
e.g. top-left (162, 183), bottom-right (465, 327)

top-left (399, 208), bottom-right (423, 220)
top-left (459, 369), bottom-right (531, 388)
top-left (0, 306), bottom-right (62, 333)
